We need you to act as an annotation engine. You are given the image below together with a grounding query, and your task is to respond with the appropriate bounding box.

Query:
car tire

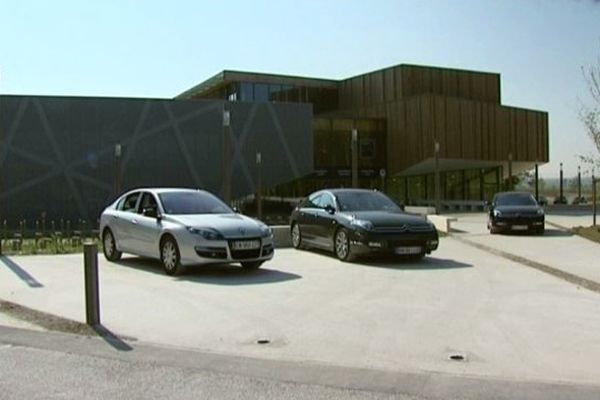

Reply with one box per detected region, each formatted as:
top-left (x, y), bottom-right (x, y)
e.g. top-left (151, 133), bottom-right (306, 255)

top-left (536, 227), bottom-right (545, 235)
top-left (334, 228), bottom-right (355, 262)
top-left (160, 236), bottom-right (186, 276)
top-left (488, 221), bottom-right (499, 234)
top-left (241, 261), bottom-right (263, 270)
top-left (102, 229), bottom-right (122, 262)
top-left (291, 222), bottom-right (303, 249)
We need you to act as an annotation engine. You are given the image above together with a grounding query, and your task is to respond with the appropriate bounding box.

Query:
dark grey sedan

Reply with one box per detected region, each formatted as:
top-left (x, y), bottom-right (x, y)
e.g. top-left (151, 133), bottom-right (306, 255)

top-left (289, 189), bottom-right (439, 261)
top-left (487, 191), bottom-right (545, 235)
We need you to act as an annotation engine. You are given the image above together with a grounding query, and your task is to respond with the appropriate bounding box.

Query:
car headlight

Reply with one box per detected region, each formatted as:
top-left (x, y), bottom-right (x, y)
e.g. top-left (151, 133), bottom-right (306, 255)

top-left (186, 227), bottom-right (224, 240)
top-left (351, 219), bottom-right (374, 231)
top-left (493, 209), bottom-right (502, 217)
top-left (537, 209), bottom-right (544, 215)
top-left (260, 224), bottom-right (273, 238)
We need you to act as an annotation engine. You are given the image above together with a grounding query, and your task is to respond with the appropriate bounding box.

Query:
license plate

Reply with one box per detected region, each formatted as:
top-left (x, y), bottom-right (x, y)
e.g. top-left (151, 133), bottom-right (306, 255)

top-left (394, 246), bottom-right (422, 255)
top-left (231, 240), bottom-right (260, 250)
top-left (511, 225), bottom-right (528, 231)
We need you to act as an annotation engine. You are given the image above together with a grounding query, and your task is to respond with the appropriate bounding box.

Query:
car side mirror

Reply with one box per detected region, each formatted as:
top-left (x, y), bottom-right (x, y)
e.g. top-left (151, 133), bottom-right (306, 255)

top-left (325, 205), bottom-right (336, 215)
top-left (398, 203), bottom-right (405, 211)
top-left (233, 206), bottom-right (240, 213)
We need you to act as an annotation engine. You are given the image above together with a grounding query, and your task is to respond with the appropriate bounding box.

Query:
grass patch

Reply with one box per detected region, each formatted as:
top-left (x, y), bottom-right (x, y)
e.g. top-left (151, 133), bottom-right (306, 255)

top-left (572, 226), bottom-right (600, 244)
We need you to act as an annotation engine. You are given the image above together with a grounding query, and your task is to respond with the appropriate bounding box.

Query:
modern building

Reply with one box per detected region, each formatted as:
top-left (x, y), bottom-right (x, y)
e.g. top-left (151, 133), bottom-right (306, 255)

top-left (179, 65), bottom-right (549, 205)
top-left (0, 63), bottom-right (548, 227)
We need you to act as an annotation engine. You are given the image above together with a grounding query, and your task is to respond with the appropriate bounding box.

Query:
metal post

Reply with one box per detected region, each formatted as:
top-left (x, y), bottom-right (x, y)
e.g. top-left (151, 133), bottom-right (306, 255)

top-left (222, 103), bottom-right (232, 204)
top-left (83, 242), bottom-right (100, 326)
top-left (559, 162), bottom-right (564, 202)
top-left (256, 152), bottom-right (262, 219)
top-left (0, 70), bottom-right (3, 256)
top-left (593, 175), bottom-right (597, 227)
top-left (507, 152), bottom-right (513, 191)
top-left (351, 128), bottom-right (358, 188)
top-left (114, 143), bottom-right (122, 197)
top-left (578, 165), bottom-right (581, 200)
top-left (434, 141), bottom-right (440, 215)
top-left (535, 163), bottom-right (539, 202)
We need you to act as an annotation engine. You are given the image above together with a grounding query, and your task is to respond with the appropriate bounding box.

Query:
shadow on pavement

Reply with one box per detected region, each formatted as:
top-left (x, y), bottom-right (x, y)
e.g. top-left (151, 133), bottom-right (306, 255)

top-left (112, 257), bottom-right (302, 285)
top-left (358, 255), bottom-right (473, 270)
top-left (0, 256), bottom-right (43, 288)
top-left (494, 228), bottom-right (573, 238)
top-left (299, 248), bottom-right (472, 270)
top-left (92, 324), bottom-right (133, 352)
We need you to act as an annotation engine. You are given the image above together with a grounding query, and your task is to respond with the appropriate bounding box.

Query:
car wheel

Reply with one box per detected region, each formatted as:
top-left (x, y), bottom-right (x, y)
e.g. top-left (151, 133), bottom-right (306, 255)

top-left (160, 236), bottom-right (186, 276)
top-left (536, 227), bottom-right (545, 235)
top-left (488, 220), bottom-right (499, 234)
top-left (102, 229), bottom-right (122, 261)
top-left (291, 223), bottom-right (303, 249)
top-left (334, 228), bottom-right (355, 262)
top-left (241, 261), bottom-right (263, 270)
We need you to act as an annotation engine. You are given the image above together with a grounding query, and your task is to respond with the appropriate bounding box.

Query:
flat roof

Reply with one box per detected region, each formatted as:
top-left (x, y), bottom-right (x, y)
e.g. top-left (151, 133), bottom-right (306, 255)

top-left (176, 63), bottom-right (502, 99)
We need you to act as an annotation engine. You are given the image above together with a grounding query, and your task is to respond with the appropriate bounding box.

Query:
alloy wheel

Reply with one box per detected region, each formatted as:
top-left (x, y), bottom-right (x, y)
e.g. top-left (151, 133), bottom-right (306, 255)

top-left (335, 229), bottom-right (349, 260)
top-left (291, 223), bottom-right (302, 248)
top-left (162, 241), bottom-right (178, 272)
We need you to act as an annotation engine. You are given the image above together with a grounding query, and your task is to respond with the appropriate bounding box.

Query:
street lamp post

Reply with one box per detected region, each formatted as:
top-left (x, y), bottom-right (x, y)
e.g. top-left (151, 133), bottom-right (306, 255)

top-left (256, 152), bottom-right (262, 220)
top-left (507, 152), bottom-right (513, 191)
top-left (114, 143), bottom-right (122, 197)
top-left (578, 165), bottom-right (582, 200)
top-left (351, 128), bottom-right (358, 188)
top-left (535, 162), bottom-right (539, 202)
top-left (222, 103), bottom-right (232, 204)
top-left (434, 141), bottom-right (440, 215)
top-left (559, 162), bottom-right (564, 202)
top-left (0, 69), bottom-right (3, 256)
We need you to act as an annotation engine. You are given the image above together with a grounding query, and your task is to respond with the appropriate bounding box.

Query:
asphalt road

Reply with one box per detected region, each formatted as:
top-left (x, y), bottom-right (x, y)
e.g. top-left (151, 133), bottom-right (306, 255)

top-left (1, 326), bottom-right (599, 400)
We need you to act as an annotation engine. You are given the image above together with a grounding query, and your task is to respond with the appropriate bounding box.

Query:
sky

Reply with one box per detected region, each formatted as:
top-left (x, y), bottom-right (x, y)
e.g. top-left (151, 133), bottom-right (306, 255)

top-left (1, 0), bottom-right (599, 179)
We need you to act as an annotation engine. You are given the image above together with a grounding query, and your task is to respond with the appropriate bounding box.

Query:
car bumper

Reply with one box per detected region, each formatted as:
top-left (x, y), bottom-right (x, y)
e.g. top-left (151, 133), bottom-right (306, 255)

top-left (179, 236), bottom-right (275, 266)
top-left (348, 231), bottom-right (439, 256)
top-left (491, 216), bottom-right (545, 232)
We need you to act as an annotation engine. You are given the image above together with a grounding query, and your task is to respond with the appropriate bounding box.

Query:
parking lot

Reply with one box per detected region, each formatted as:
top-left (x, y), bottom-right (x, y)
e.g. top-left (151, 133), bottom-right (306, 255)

top-left (1, 214), bottom-right (600, 386)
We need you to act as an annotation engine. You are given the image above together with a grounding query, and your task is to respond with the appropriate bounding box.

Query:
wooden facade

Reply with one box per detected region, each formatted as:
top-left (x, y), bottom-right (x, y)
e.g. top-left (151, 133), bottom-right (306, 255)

top-left (333, 64), bottom-right (548, 176)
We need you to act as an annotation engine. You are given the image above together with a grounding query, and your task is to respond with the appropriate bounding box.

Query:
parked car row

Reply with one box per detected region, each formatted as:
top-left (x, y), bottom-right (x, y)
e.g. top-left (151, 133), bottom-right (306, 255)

top-left (100, 187), bottom-right (440, 275)
top-left (100, 187), bottom-right (552, 275)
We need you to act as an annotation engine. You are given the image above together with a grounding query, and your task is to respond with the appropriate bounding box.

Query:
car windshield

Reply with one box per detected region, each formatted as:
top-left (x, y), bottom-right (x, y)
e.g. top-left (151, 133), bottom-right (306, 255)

top-left (495, 193), bottom-right (537, 206)
top-left (336, 191), bottom-right (401, 212)
top-left (158, 191), bottom-right (232, 215)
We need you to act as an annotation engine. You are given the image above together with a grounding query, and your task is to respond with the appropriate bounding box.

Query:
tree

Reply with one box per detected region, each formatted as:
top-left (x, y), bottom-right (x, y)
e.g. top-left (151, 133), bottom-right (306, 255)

top-left (580, 51), bottom-right (600, 174)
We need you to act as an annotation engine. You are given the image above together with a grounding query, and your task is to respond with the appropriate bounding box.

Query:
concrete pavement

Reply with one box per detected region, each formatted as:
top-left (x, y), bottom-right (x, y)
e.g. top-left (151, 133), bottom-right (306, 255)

top-left (451, 213), bottom-right (600, 285)
top-left (2, 238), bottom-right (600, 386)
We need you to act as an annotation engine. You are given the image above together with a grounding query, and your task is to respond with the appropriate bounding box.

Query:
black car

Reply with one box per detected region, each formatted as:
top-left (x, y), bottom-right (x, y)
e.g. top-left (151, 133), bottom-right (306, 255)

top-left (487, 191), bottom-right (545, 235)
top-left (289, 189), bottom-right (439, 261)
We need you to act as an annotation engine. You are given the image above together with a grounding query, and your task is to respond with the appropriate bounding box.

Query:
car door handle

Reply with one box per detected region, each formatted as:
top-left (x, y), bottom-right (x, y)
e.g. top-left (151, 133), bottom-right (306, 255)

top-left (131, 219), bottom-right (138, 224)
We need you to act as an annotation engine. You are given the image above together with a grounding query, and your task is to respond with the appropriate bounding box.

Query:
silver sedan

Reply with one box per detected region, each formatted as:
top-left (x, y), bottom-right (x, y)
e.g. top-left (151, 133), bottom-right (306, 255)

top-left (99, 188), bottom-right (274, 275)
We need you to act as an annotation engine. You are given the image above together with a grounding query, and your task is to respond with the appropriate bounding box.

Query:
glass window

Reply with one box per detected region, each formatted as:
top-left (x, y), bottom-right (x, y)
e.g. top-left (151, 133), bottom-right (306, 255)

top-left (240, 82), bottom-right (254, 101)
top-left (137, 192), bottom-right (158, 214)
top-left (305, 193), bottom-right (323, 209)
top-left (494, 192), bottom-right (537, 206)
top-left (317, 193), bottom-right (336, 210)
top-left (158, 191), bottom-right (232, 215)
top-left (120, 192), bottom-right (140, 213)
top-left (254, 84), bottom-right (269, 102)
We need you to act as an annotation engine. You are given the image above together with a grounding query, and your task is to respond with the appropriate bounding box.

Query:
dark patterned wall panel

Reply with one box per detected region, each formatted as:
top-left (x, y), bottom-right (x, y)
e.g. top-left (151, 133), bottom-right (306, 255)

top-left (0, 96), bottom-right (312, 225)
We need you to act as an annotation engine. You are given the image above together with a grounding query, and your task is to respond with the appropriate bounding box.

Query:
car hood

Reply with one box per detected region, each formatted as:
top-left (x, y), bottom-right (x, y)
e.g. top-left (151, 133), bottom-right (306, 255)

top-left (166, 213), bottom-right (265, 238)
top-left (494, 205), bottom-right (542, 214)
top-left (341, 210), bottom-right (430, 227)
